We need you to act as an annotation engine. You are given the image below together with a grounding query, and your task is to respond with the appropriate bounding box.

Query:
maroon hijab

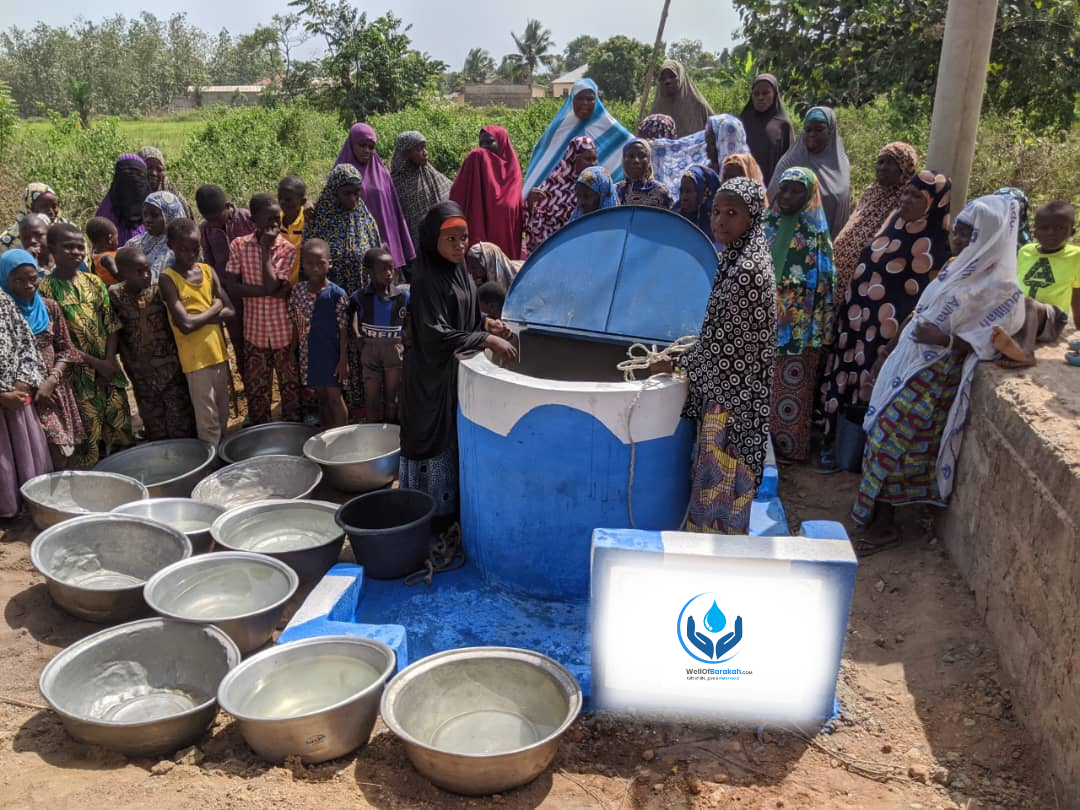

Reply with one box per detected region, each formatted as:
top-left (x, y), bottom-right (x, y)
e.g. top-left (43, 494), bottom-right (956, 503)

top-left (448, 126), bottom-right (524, 260)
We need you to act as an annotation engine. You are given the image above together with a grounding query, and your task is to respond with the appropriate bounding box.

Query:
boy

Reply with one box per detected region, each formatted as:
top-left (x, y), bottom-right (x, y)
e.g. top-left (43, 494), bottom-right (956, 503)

top-left (109, 245), bottom-right (196, 440)
top-left (1017, 200), bottom-right (1080, 327)
top-left (86, 216), bottom-right (120, 285)
top-left (477, 281), bottom-right (506, 320)
top-left (352, 248), bottom-right (408, 423)
top-left (277, 176), bottom-right (307, 285)
top-left (225, 192), bottom-right (300, 425)
top-left (159, 218), bottom-right (236, 445)
top-left (19, 214), bottom-right (52, 273)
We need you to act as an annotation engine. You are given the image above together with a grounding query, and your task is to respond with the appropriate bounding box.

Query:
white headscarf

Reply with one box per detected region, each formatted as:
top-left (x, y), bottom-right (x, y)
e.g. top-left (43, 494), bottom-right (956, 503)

top-left (650, 114), bottom-right (749, 198)
top-left (864, 194), bottom-right (1025, 499)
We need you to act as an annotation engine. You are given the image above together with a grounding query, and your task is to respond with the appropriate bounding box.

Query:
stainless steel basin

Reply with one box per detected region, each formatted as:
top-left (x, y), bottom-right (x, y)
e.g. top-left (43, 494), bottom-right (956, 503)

top-left (20, 471), bottom-right (148, 530)
top-left (93, 438), bottom-right (217, 498)
top-left (111, 498), bottom-right (225, 554)
top-left (303, 424), bottom-right (400, 492)
top-left (190, 455), bottom-right (323, 509)
top-left (218, 422), bottom-right (319, 465)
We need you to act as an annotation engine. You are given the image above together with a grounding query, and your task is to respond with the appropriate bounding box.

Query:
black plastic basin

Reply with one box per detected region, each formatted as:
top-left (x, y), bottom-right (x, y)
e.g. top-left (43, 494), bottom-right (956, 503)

top-left (335, 489), bottom-right (436, 580)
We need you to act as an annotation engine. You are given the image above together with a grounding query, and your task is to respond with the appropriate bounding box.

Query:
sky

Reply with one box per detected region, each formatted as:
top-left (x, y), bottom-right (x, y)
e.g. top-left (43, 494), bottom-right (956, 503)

top-left (2, 0), bottom-right (742, 71)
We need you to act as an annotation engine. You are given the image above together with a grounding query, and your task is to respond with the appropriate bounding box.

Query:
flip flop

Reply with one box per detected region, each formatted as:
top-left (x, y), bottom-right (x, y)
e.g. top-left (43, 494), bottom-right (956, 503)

top-left (851, 528), bottom-right (901, 558)
top-left (1065, 351), bottom-right (1080, 367)
top-left (1068, 339), bottom-right (1080, 353)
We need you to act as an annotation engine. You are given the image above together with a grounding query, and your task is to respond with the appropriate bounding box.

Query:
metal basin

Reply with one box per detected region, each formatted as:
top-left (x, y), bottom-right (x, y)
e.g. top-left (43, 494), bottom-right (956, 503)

top-left (210, 500), bottom-right (344, 582)
top-left (39, 617), bottom-right (240, 756)
top-left (191, 455), bottom-right (323, 509)
top-left (303, 424), bottom-right (400, 493)
top-left (20, 471), bottom-right (148, 530)
top-left (218, 636), bottom-right (395, 763)
top-left (94, 439), bottom-right (217, 498)
top-left (31, 514), bottom-right (193, 622)
top-left (111, 498), bottom-right (225, 555)
top-left (218, 422), bottom-right (319, 465)
top-left (144, 552), bottom-right (298, 654)
top-left (380, 647), bottom-right (582, 795)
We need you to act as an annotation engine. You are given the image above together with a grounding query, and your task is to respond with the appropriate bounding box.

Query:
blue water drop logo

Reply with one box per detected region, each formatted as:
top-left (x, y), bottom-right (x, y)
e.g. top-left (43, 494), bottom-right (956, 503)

top-left (703, 600), bottom-right (726, 633)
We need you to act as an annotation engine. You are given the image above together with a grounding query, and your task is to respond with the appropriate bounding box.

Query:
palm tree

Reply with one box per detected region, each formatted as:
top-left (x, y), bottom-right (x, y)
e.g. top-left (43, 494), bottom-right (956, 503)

top-left (508, 19), bottom-right (557, 85)
top-left (462, 48), bottom-right (496, 84)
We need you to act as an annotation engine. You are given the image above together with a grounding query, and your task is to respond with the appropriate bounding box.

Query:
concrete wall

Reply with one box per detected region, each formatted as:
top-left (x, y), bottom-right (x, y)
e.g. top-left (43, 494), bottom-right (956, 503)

top-left (936, 343), bottom-right (1080, 803)
top-left (463, 84), bottom-right (545, 108)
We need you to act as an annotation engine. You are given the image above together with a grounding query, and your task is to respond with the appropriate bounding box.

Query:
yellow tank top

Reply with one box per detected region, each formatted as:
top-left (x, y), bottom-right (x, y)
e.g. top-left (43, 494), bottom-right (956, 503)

top-left (162, 263), bottom-right (228, 373)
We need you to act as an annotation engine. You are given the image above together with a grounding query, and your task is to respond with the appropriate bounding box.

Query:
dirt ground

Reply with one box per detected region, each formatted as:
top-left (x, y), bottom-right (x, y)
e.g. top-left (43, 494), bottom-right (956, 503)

top-left (0, 464), bottom-right (1060, 810)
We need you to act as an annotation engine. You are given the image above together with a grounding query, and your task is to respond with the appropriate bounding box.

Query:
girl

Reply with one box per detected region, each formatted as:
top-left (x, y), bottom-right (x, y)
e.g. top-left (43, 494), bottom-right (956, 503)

top-left (763, 167), bottom-right (836, 461)
top-left (123, 190), bottom-right (187, 280)
top-left (673, 164), bottom-right (721, 235)
top-left (570, 167), bottom-right (619, 221)
top-left (524, 136), bottom-right (597, 254)
top-left (1, 182), bottom-right (73, 253)
top-left (616, 138), bottom-right (673, 208)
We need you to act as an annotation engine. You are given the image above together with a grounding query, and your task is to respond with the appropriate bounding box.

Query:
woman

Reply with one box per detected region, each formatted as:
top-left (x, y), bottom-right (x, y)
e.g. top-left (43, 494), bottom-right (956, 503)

top-left (651, 114), bottom-right (749, 198)
top-left (524, 136), bottom-right (597, 254)
top-left (853, 195), bottom-right (1024, 554)
top-left (616, 138), bottom-right (673, 208)
top-left (335, 123), bottom-right (416, 271)
top-left (390, 131), bottom-right (452, 259)
top-left (738, 74), bottom-right (796, 186)
top-left (832, 142), bottom-right (918, 297)
top-left (137, 146), bottom-right (194, 219)
top-left (763, 168), bottom-right (836, 461)
top-left (399, 201), bottom-right (517, 522)
top-left (96, 153), bottom-right (151, 245)
top-left (672, 164), bottom-right (721, 235)
top-left (523, 78), bottom-right (633, 197)
top-left (0, 283), bottom-right (51, 517)
top-left (650, 178), bottom-right (776, 533)
top-left (569, 167), bottom-right (619, 221)
top-left (820, 170), bottom-right (952, 455)
top-left (449, 126), bottom-right (524, 260)
top-left (768, 107), bottom-right (851, 237)
top-left (721, 153), bottom-right (766, 187)
top-left (1, 250), bottom-right (84, 469)
top-left (649, 60), bottom-right (713, 139)
top-left (637, 114), bottom-right (677, 141)
top-left (123, 191), bottom-right (187, 280)
top-left (467, 242), bottom-right (523, 289)
top-left (1, 183), bottom-right (73, 253)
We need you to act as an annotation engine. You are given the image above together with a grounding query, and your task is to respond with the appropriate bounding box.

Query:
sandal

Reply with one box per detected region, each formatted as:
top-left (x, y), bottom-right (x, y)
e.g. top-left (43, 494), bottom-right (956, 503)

top-left (1065, 351), bottom-right (1080, 367)
top-left (851, 528), bottom-right (901, 558)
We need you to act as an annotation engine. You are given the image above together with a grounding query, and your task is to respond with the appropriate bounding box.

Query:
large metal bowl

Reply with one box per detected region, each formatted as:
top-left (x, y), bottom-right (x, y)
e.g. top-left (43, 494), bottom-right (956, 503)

top-left (93, 439), bottom-right (217, 498)
top-left (191, 455), bottom-right (323, 509)
top-left (210, 500), bottom-right (344, 582)
top-left (218, 636), bottom-right (395, 763)
top-left (31, 514), bottom-right (193, 623)
top-left (144, 552), bottom-right (299, 654)
top-left (110, 498), bottom-right (225, 555)
top-left (218, 422), bottom-right (319, 465)
top-left (303, 424), bottom-right (400, 493)
top-left (39, 617), bottom-right (240, 756)
top-left (380, 647), bottom-right (582, 795)
top-left (20, 471), bottom-right (148, 530)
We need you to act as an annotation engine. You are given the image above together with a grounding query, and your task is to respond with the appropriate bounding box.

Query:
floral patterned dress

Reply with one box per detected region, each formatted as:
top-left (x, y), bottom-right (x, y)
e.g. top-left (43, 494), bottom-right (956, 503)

top-left (33, 298), bottom-right (85, 454)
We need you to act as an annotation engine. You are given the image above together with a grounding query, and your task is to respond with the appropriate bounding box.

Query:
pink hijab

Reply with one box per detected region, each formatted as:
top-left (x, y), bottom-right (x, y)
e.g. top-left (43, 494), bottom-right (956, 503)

top-left (335, 123), bottom-right (416, 268)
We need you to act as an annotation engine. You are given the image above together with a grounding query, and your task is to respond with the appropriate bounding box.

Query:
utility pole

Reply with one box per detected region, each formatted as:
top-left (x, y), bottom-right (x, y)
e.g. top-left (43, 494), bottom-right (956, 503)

top-left (637, 0), bottom-right (672, 126)
top-left (926, 0), bottom-right (998, 211)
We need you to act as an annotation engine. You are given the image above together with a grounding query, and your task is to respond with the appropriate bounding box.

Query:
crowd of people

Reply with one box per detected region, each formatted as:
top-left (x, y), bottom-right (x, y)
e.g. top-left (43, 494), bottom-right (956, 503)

top-left (2, 67), bottom-right (1078, 555)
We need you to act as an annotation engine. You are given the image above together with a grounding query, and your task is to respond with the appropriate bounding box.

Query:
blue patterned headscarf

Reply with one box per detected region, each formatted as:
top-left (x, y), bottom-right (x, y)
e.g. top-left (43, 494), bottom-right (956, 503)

top-left (123, 190), bottom-right (187, 281)
top-left (673, 164), bottom-right (722, 233)
top-left (570, 166), bottom-right (619, 221)
top-left (994, 187), bottom-right (1033, 250)
top-left (0, 249), bottom-right (49, 335)
top-left (650, 113), bottom-right (749, 198)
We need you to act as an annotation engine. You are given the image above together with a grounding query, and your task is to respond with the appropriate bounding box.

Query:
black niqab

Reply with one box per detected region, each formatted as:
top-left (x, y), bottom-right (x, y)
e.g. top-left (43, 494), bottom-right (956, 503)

top-left (108, 157), bottom-right (150, 229)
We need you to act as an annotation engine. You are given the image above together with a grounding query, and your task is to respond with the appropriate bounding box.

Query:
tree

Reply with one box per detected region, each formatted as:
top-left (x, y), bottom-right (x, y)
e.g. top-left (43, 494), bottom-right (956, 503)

top-left (462, 48), bottom-right (496, 84)
top-left (586, 35), bottom-right (655, 103)
top-left (508, 19), bottom-right (557, 84)
top-left (563, 35), bottom-right (598, 71)
top-left (668, 39), bottom-right (720, 76)
top-left (496, 55), bottom-right (529, 84)
top-left (207, 26), bottom-right (282, 84)
top-left (65, 79), bottom-right (92, 125)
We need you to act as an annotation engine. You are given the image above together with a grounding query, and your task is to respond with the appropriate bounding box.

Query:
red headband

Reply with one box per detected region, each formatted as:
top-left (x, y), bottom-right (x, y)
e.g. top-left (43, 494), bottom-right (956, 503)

top-left (440, 217), bottom-right (467, 231)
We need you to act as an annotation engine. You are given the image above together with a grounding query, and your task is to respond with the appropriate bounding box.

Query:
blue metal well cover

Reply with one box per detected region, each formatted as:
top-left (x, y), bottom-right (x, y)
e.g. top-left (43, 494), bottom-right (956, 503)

top-left (504, 206), bottom-right (718, 344)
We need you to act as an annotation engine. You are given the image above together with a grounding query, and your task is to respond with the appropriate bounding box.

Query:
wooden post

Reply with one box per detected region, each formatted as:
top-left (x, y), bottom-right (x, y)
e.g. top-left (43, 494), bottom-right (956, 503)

top-left (637, 0), bottom-right (673, 126)
top-left (926, 0), bottom-right (998, 211)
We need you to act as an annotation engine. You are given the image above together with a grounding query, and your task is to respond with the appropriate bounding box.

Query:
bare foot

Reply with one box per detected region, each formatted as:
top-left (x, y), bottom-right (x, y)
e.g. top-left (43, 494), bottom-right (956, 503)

top-left (992, 326), bottom-right (1034, 365)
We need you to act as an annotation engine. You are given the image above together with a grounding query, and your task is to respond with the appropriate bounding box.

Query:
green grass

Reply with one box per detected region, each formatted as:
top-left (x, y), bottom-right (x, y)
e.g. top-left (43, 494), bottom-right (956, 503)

top-left (19, 111), bottom-right (210, 158)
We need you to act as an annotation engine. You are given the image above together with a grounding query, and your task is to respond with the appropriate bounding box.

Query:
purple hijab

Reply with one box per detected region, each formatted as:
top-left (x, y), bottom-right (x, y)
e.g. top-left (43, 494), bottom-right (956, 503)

top-left (334, 123), bottom-right (416, 269)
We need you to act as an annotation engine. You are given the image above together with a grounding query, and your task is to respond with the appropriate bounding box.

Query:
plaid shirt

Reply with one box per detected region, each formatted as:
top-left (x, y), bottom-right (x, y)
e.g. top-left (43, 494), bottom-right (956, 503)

top-left (226, 233), bottom-right (297, 349)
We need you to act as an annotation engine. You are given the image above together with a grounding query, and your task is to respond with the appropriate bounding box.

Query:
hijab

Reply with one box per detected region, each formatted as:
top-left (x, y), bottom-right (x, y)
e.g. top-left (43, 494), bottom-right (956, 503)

top-left (672, 164), bottom-right (721, 234)
top-left (123, 191), bottom-right (186, 281)
top-left (137, 146), bottom-right (194, 219)
top-left (994, 187), bottom-right (1033, 249)
top-left (468, 242), bottom-right (523, 289)
top-left (637, 114), bottom-right (677, 140)
top-left (738, 74), bottom-right (796, 186)
top-left (0, 249), bottom-right (48, 335)
top-left (649, 60), bottom-right (713, 139)
top-left (650, 114), bottom-right (749, 198)
top-left (523, 78), bottom-right (633, 195)
top-left (569, 166), bottom-right (619, 221)
top-left (524, 135), bottom-right (596, 254)
top-left (616, 138), bottom-right (673, 208)
top-left (305, 164), bottom-right (384, 295)
top-left (767, 107), bottom-right (851, 237)
top-left (865, 194), bottom-right (1023, 500)
top-left (448, 126), bottom-right (524, 259)
top-left (104, 153), bottom-right (150, 231)
top-left (1, 183), bottom-right (66, 252)
top-left (335, 123), bottom-right (416, 269)
top-left (390, 130), bottom-right (452, 252)
top-left (721, 153), bottom-right (767, 194)
top-left (0, 283), bottom-right (46, 391)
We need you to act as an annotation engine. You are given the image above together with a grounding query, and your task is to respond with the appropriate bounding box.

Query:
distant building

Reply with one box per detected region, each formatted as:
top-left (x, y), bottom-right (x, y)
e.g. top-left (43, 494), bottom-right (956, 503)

top-left (171, 84), bottom-right (266, 110)
top-left (551, 65), bottom-right (589, 99)
top-left (464, 79), bottom-right (547, 109)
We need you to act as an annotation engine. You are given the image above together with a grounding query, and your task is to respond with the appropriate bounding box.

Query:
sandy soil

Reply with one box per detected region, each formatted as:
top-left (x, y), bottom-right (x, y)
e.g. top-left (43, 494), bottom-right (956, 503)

top-left (0, 460), bottom-right (1061, 810)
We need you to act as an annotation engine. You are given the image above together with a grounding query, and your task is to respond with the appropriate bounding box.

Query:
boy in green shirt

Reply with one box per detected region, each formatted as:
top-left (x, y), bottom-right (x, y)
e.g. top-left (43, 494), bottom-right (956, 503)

top-left (1017, 200), bottom-right (1079, 327)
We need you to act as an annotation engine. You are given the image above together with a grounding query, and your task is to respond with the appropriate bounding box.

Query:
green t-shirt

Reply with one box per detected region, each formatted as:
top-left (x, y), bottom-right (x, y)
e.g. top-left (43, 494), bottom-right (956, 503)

top-left (1017, 243), bottom-right (1080, 313)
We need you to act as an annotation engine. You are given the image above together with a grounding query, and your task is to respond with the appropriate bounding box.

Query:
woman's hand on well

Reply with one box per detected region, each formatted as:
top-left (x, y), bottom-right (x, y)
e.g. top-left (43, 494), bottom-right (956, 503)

top-left (484, 318), bottom-right (514, 339)
top-left (484, 334), bottom-right (518, 363)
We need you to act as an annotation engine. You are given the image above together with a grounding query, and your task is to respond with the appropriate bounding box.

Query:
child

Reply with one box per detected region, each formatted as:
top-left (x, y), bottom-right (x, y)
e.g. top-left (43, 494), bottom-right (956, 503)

top-left (477, 281), bottom-right (506, 320)
top-left (673, 164), bottom-right (722, 234)
top-left (289, 239), bottom-right (349, 429)
top-left (1016, 201), bottom-right (1080, 327)
top-left (38, 222), bottom-right (133, 466)
top-left (615, 138), bottom-right (673, 208)
top-left (159, 218), bottom-right (236, 445)
top-left (277, 176), bottom-right (307, 285)
top-left (109, 245), bottom-right (196, 440)
top-left (18, 214), bottom-right (52, 274)
top-left (352, 248), bottom-right (408, 423)
top-left (86, 216), bottom-right (120, 285)
top-left (225, 193), bottom-right (300, 425)
top-left (570, 167), bottom-right (619, 221)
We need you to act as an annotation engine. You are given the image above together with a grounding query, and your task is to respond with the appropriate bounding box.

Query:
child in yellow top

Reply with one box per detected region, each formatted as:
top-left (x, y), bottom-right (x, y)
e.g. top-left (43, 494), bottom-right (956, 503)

top-left (277, 176), bottom-right (307, 285)
top-left (1017, 200), bottom-right (1080, 327)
